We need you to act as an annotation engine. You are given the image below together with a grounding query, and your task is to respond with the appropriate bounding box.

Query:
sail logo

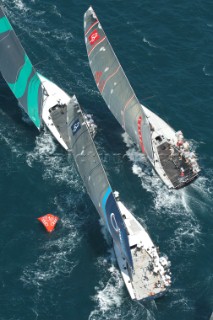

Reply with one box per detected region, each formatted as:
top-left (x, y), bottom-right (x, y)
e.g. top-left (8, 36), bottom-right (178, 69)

top-left (71, 119), bottom-right (81, 135)
top-left (110, 213), bottom-right (120, 233)
top-left (89, 29), bottom-right (100, 45)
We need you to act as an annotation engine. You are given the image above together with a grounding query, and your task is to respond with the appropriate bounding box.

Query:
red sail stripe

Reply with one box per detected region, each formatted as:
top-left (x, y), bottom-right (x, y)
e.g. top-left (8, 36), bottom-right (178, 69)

top-left (122, 94), bottom-right (135, 129)
top-left (100, 66), bottom-right (121, 93)
top-left (88, 36), bottom-right (106, 57)
top-left (94, 71), bottom-right (103, 84)
top-left (98, 80), bottom-right (106, 92)
top-left (137, 116), bottom-right (145, 153)
top-left (85, 20), bottom-right (99, 36)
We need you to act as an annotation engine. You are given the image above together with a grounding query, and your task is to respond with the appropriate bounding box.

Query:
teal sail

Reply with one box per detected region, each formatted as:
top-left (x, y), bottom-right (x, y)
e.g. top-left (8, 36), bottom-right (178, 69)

top-left (0, 7), bottom-right (43, 129)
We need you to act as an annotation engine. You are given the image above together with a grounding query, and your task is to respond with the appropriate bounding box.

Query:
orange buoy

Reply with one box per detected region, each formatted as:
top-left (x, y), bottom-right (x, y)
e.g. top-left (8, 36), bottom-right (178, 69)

top-left (38, 214), bottom-right (59, 233)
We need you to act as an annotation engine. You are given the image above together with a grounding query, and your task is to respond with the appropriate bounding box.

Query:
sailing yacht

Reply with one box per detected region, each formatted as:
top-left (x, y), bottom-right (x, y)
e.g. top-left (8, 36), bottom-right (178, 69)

top-left (0, 7), bottom-right (74, 150)
top-left (84, 7), bottom-right (200, 189)
top-left (53, 96), bottom-right (171, 301)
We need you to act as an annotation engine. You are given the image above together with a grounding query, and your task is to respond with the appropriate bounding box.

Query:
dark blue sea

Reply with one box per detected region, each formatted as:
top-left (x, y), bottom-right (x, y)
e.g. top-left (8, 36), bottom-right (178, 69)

top-left (0, 0), bottom-right (212, 319)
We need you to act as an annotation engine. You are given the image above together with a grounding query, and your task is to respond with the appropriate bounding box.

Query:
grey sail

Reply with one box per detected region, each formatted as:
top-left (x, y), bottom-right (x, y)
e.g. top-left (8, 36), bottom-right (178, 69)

top-left (50, 96), bottom-right (133, 271)
top-left (84, 7), bottom-right (153, 161)
top-left (0, 7), bottom-right (43, 129)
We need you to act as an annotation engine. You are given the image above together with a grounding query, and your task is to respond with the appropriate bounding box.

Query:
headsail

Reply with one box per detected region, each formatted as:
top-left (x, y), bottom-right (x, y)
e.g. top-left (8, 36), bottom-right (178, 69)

top-left (51, 96), bottom-right (133, 270)
top-left (0, 7), bottom-right (43, 129)
top-left (84, 7), bottom-right (154, 160)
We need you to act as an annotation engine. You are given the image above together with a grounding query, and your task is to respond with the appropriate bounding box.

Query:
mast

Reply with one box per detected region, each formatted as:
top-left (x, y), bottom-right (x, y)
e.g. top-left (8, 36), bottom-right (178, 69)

top-left (84, 6), bottom-right (154, 161)
top-left (0, 7), bottom-right (43, 129)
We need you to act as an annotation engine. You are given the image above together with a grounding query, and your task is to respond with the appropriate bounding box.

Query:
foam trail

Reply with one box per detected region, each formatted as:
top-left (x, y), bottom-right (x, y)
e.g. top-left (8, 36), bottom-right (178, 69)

top-left (26, 130), bottom-right (82, 189)
top-left (89, 250), bottom-right (156, 320)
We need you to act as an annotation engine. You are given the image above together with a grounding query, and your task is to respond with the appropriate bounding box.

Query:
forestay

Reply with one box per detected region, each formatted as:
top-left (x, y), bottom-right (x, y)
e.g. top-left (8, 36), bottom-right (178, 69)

top-left (55, 96), bottom-right (133, 270)
top-left (84, 7), bottom-right (154, 161)
top-left (0, 7), bottom-right (43, 129)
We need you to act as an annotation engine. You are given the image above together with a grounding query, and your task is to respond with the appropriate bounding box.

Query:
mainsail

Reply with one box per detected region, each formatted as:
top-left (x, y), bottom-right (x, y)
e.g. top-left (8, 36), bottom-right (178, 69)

top-left (51, 96), bottom-right (133, 270)
top-left (84, 7), bottom-right (154, 161)
top-left (0, 7), bottom-right (43, 129)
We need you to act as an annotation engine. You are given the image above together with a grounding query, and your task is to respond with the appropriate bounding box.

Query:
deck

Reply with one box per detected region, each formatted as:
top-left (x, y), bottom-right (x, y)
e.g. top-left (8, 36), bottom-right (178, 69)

top-left (131, 247), bottom-right (166, 301)
top-left (49, 104), bottom-right (70, 148)
top-left (157, 142), bottom-right (197, 189)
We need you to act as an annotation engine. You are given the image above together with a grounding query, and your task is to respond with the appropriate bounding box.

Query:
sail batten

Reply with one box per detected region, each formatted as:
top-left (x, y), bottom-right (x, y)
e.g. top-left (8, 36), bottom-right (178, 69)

top-left (0, 7), bottom-right (43, 129)
top-left (84, 7), bottom-right (154, 161)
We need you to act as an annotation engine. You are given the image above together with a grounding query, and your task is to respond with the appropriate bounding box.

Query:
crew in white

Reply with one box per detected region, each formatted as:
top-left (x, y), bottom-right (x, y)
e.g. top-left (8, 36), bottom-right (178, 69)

top-left (175, 131), bottom-right (199, 174)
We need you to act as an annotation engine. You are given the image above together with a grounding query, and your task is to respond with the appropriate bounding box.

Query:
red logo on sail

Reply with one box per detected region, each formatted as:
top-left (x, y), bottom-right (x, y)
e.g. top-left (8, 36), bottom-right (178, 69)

top-left (89, 29), bottom-right (100, 45)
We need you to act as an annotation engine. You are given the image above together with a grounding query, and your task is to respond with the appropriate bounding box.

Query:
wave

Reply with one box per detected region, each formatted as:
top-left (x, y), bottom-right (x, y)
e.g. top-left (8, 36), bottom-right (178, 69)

top-left (51, 4), bottom-right (62, 18)
top-left (203, 65), bottom-right (212, 76)
top-left (168, 288), bottom-right (193, 312)
top-left (167, 219), bottom-right (201, 254)
top-left (52, 31), bottom-right (73, 42)
top-left (143, 37), bottom-right (158, 48)
top-left (91, 253), bottom-right (124, 312)
top-left (0, 108), bottom-right (27, 157)
top-left (26, 130), bottom-right (82, 190)
top-left (13, 0), bottom-right (29, 12)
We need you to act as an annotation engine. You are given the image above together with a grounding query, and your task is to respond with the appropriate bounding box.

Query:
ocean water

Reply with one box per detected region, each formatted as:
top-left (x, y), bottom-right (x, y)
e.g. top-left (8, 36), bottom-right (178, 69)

top-left (0, 0), bottom-right (212, 319)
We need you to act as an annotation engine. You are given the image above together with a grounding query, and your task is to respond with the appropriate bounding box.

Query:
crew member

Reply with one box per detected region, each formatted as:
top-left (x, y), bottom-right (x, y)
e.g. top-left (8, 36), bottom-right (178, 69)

top-left (180, 167), bottom-right (185, 177)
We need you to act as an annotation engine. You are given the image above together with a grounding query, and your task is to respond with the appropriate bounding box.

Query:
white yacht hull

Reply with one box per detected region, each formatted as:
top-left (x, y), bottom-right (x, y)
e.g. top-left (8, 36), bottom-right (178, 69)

top-left (143, 105), bottom-right (175, 188)
top-left (38, 74), bottom-right (72, 150)
top-left (114, 199), bottom-right (171, 301)
top-left (143, 105), bottom-right (199, 189)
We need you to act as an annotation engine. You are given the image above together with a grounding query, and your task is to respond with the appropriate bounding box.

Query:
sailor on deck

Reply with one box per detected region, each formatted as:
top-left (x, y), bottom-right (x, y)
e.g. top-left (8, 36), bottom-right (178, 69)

top-left (169, 145), bottom-right (175, 159)
top-left (183, 141), bottom-right (189, 150)
top-left (176, 131), bottom-right (184, 147)
top-left (180, 167), bottom-right (185, 177)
